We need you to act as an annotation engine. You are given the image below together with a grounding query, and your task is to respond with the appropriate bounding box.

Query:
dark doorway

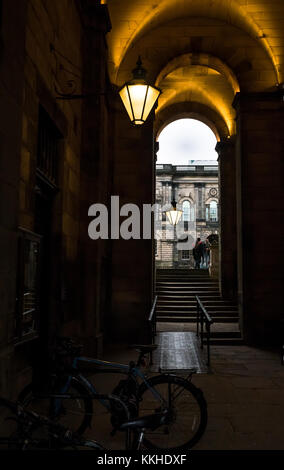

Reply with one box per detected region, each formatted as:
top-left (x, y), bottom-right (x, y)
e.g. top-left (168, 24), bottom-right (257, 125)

top-left (32, 106), bottom-right (61, 386)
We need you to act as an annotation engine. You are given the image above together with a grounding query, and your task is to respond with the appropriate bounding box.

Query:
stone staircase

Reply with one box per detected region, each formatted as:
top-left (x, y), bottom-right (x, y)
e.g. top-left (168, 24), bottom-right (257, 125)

top-left (155, 269), bottom-right (243, 345)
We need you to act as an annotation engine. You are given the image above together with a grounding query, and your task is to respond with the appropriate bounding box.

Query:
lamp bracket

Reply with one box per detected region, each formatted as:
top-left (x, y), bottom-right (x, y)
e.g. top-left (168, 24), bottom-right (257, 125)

top-left (54, 85), bottom-right (107, 100)
top-left (132, 56), bottom-right (147, 80)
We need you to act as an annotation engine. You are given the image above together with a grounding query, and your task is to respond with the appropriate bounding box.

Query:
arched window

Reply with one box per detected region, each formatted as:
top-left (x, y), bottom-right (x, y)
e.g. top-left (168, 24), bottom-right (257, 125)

top-left (182, 201), bottom-right (191, 222)
top-left (209, 201), bottom-right (218, 222)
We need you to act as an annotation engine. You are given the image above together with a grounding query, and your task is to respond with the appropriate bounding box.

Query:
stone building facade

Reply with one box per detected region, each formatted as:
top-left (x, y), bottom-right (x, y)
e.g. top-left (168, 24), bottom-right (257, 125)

top-left (0, 0), bottom-right (113, 397)
top-left (155, 162), bottom-right (219, 268)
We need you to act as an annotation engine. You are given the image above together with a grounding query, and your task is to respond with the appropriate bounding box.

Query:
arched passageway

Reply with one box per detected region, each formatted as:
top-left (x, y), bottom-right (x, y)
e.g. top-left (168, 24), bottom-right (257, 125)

top-left (0, 0), bottom-right (283, 411)
top-left (108, 0), bottom-right (283, 346)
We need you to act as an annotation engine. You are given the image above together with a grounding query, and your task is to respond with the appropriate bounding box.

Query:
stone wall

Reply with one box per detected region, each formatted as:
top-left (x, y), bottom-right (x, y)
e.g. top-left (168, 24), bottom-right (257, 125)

top-left (234, 92), bottom-right (284, 346)
top-left (0, 0), bottom-right (85, 397)
top-left (0, 0), bottom-right (28, 398)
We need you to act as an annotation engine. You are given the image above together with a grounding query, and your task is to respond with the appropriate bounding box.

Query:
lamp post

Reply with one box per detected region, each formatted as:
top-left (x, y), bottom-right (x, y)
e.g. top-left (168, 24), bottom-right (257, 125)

top-left (119, 57), bottom-right (161, 125)
top-left (166, 198), bottom-right (182, 269)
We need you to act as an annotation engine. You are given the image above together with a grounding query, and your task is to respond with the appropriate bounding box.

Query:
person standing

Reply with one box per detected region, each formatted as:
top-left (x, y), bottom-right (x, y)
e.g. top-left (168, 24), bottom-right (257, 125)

top-left (193, 238), bottom-right (203, 269)
top-left (203, 238), bottom-right (210, 268)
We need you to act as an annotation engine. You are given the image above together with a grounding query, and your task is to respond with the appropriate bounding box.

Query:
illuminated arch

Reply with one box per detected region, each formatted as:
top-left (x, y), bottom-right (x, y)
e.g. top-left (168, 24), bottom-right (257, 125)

top-left (155, 53), bottom-right (240, 95)
top-left (155, 102), bottom-right (230, 141)
top-left (107, 0), bottom-right (279, 85)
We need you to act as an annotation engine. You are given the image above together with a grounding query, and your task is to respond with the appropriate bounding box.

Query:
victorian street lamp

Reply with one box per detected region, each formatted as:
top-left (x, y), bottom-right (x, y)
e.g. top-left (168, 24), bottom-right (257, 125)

top-left (119, 57), bottom-right (161, 125)
top-left (166, 199), bottom-right (182, 269)
top-left (166, 199), bottom-right (183, 226)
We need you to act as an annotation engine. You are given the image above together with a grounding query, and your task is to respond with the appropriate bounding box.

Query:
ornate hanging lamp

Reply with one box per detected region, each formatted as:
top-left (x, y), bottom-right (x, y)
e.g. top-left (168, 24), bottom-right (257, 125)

top-left (119, 57), bottom-right (161, 125)
top-left (166, 199), bottom-right (183, 226)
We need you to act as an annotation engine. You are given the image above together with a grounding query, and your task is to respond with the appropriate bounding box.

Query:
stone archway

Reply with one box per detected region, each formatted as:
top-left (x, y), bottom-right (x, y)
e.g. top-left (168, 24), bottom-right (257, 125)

top-left (108, 0), bottom-right (284, 346)
top-left (154, 101), bottom-right (229, 141)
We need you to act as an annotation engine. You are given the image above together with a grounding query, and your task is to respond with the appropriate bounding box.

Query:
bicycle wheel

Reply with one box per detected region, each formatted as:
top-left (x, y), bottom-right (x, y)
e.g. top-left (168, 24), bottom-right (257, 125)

top-left (18, 377), bottom-right (93, 435)
top-left (138, 375), bottom-right (207, 451)
top-left (0, 399), bottom-right (23, 449)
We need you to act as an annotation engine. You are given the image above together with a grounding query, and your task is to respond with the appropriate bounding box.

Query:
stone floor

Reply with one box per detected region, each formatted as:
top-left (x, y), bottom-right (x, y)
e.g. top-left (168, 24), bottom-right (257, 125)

top-left (84, 323), bottom-right (284, 452)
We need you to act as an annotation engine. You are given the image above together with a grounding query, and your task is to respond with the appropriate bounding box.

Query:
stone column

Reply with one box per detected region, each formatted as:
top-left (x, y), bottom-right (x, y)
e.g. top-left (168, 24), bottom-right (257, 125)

top-left (215, 139), bottom-right (238, 300)
top-left (109, 94), bottom-right (155, 343)
top-left (78, 2), bottom-right (111, 355)
top-left (209, 243), bottom-right (219, 279)
top-left (233, 90), bottom-right (284, 346)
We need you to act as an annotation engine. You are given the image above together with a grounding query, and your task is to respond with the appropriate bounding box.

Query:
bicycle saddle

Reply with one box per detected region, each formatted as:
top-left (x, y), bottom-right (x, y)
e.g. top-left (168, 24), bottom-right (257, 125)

top-left (119, 411), bottom-right (169, 431)
top-left (130, 344), bottom-right (158, 354)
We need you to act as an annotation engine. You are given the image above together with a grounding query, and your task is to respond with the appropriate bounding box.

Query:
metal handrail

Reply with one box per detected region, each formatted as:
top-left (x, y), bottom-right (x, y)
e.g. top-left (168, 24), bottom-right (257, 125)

top-left (148, 295), bottom-right (158, 340)
top-left (148, 296), bottom-right (158, 365)
top-left (196, 295), bottom-right (214, 368)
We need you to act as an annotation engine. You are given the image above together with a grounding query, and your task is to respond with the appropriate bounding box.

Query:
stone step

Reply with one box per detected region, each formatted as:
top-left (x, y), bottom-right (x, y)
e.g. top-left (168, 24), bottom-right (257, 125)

top-left (156, 293), bottom-right (221, 299)
top-left (157, 272), bottom-right (210, 275)
top-left (156, 306), bottom-right (238, 312)
top-left (157, 302), bottom-right (238, 309)
top-left (157, 269), bottom-right (209, 273)
top-left (156, 315), bottom-right (239, 323)
top-left (156, 278), bottom-right (219, 286)
top-left (156, 277), bottom-right (213, 282)
top-left (157, 297), bottom-right (238, 309)
top-left (155, 269), bottom-right (239, 344)
top-left (156, 290), bottom-right (220, 295)
top-left (156, 286), bottom-right (219, 291)
top-left (156, 284), bottom-right (219, 288)
top-left (156, 276), bottom-right (210, 279)
top-left (156, 294), bottom-right (224, 300)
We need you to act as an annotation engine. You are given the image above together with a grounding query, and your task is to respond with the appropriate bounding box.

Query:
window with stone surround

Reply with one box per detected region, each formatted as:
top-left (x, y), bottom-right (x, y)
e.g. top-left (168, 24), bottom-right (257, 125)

top-left (181, 250), bottom-right (190, 260)
top-left (209, 201), bottom-right (218, 222)
top-left (36, 106), bottom-right (62, 185)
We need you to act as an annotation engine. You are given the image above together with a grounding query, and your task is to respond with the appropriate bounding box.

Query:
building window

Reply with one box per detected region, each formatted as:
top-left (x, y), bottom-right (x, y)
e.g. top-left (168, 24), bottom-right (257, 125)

top-left (37, 106), bottom-right (62, 185)
top-left (15, 229), bottom-right (41, 343)
top-left (182, 200), bottom-right (191, 221)
top-left (181, 250), bottom-right (190, 260)
top-left (209, 201), bottom-right (218, 222)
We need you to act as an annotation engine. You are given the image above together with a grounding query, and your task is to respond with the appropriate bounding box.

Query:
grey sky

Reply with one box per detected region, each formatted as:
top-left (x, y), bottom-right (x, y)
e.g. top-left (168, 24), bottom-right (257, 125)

top-left (157, 119), bottom-right (218, 165)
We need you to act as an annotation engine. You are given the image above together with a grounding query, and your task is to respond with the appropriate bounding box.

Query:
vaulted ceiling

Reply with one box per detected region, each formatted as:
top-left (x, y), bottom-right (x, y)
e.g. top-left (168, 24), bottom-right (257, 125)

top-left (106, 0), bottom-right (284, 136)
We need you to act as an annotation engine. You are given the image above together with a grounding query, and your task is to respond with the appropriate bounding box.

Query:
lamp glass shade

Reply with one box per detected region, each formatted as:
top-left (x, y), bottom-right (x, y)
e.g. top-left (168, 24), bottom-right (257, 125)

top-left (119, 83), bottom-right (160, 125)
top-left (166, 208), bottom-right (183, 226)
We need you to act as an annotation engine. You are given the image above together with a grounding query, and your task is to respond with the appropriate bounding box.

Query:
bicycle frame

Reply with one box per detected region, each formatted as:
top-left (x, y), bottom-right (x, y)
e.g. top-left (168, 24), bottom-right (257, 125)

top-left (55, 355), bottom-right (168, 412)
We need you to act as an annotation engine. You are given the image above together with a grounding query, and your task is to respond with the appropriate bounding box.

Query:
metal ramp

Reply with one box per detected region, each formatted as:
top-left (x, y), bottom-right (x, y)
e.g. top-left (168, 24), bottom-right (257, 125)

top-left (150, 331), bottom-right (209, 374)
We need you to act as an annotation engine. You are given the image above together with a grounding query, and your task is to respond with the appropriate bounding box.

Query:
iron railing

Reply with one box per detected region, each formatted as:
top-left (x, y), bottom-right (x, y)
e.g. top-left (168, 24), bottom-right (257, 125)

top-left (196, 295), bottom-right (214, 368)
top-left (148, 295), bottom-right (158, 365)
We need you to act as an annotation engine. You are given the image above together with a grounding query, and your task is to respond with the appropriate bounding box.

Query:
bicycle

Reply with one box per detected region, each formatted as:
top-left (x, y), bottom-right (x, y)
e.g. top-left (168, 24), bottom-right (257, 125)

top-left (18, 337), bottom-right (208, 452)
top-left (0, 395), bottom-right (105, 450)
top-left (0, 396), bottom-right (178, 452)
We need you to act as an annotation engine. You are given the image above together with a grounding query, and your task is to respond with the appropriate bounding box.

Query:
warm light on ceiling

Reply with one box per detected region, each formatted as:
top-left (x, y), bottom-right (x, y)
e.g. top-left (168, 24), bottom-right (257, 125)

top-left (108, 0), bottom-right (280, 85)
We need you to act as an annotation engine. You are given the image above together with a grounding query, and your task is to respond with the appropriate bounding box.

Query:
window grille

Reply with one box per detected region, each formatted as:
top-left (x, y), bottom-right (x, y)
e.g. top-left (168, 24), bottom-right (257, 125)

top-left (209, 201), bottom-right (218, 222)
top-left (37, 106), bottom-right (61, 184)
top-left (181, 250), bottom-right (190, 260)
